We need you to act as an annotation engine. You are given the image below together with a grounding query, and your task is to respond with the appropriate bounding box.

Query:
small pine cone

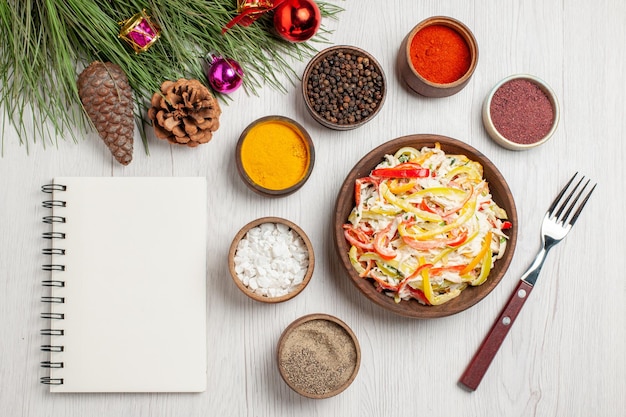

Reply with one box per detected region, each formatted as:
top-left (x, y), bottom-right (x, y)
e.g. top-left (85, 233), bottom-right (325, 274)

top-left (77, 62), bottom-right (134, 165)
top-left (147, 79), bottom-right (221, 147)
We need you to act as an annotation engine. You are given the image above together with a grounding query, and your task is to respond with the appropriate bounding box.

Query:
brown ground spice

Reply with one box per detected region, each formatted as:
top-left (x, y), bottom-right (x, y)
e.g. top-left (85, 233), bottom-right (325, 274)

top-left (279, 319), bottom-right (357, 396)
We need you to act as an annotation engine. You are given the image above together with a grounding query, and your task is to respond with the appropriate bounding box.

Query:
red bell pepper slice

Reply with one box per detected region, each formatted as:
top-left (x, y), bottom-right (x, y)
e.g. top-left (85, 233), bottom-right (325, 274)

top-left (368, 270), bottom-right (399, 292)
top-left (371, 164), bottom-right (430, 179)
top-left (501, 221), bottom-right (513, 230)
top-left (373, 232), bottom-right (396, 260)
top-left (419, 199), bottom-right (442, 215)
top-left (429, 264), bottom-right (467, 275)
top-left (355, 177), bottom-right (377, 206)
top-left (343, 226), bottom-right (374, 251)
top-left (359, 259), bottom-right (374, 278)
top-left (407, 287), bottom-right (431, 305)
top-left (397, 263), bottom-right (432, 292)
top-left (446, 228), bottom-right (469, 247)
top-left (373, 222), bottom-right (398, 260)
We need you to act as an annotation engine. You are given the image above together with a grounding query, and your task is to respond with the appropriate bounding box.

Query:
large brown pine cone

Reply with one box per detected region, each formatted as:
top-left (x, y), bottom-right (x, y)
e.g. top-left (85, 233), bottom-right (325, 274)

top-left (77, 62), bottom-right (134, 165)
top-left (147, 79), bottom-right (221, 147)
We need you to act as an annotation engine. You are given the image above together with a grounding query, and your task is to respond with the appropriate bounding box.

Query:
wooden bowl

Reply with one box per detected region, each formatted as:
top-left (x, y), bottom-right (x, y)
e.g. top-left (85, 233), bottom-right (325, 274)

top-left (302, 45), bottom-right (387, 130)
top-left (235, 116), bottom-right (315, 197)
top-left (398, 16), bottom-right (478, 97)
top-left (277, 313), bottom-right (361, 399)
top-left (228, 217), bottom-right (315, 303)
top-left (333, 134), bottom-right (518, 318)
top-left (482, 74), bottom-right (560, 150)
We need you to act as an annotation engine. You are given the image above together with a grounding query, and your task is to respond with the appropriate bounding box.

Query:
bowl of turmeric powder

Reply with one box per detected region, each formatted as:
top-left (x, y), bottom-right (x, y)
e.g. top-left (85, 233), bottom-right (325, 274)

top-left (236, 115), bottom-right (315, 197)
top-left (398, 16), bottom-right (479, 98)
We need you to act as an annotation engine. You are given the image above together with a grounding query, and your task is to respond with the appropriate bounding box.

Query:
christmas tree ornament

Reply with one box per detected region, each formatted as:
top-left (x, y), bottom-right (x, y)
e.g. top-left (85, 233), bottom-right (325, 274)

top-left (273, 0), bottom-right (321, 43)
top-left (223, 0), bottom-right (285, 33)
top-left (206, 55), bottom-right (244, 94)
top-left (77, 62), bottom-right (134, 165)
top-left (237, 0), bottom-right (275, 26)
top-left (147, 79), bottom-right (222, 147)
top-left (119, 10), bottom-right (161, 53)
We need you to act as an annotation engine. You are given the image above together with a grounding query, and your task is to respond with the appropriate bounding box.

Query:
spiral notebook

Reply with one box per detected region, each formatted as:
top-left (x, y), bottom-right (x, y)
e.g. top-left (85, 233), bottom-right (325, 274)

top-left (41, 177), bottom-right (207, 393)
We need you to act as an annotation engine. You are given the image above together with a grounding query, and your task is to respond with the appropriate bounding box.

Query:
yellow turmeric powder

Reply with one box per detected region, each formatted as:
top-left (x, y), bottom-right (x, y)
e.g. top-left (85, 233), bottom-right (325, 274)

top-left (240, 120), bottom-right (310, 190)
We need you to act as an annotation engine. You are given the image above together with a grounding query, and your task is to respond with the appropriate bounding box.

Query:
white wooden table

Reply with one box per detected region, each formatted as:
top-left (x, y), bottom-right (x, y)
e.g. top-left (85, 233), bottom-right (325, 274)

top-left (1, 1), bottom-right (624, 416)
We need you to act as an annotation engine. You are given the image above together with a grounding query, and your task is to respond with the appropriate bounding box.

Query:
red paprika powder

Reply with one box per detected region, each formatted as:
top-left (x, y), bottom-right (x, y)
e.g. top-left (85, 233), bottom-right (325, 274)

top-left (410, 24), bottom-right (471, 84)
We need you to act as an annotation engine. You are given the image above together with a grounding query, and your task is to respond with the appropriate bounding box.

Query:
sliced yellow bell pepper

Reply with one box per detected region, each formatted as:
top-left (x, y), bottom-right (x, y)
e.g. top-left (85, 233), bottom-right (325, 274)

top-left (460, 231), bottom-right (493, 276)
top-left (471, 245), bottom-right (493, 286)
top-left (393, 146), bottom-right (421, 162)
top-left (348, 245), bottom-right (366, 275)
top-left (445, 163), bottom-right (483, 182)
top-left (415, 151), bottom-right (434, 165)
top-left (380, 182), bottom-right (442, 222)
top-left (409, 186), bottom-right (467, 199)
top-left (432, 247), bottom-right (453, 265)
top-left (409, 197), bottom-right (478, 241)
top-left (447, 154), bottom-right (470, 164)
top-left (375, 261), bottom-right (402, 279)
top-left (489, 203), bottom-right (509, 220)
top-left (397, 222), bottom-right (421, 238)
top-left (358, 252), bottom-right (414, 278)
top-left (421, 264), bottom-right (466, 305)
top-left (388, 178), bottom-right (417, 194)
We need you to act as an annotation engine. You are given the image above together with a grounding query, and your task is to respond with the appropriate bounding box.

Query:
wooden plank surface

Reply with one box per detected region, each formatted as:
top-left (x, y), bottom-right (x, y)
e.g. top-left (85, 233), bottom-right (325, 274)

top-left (1, 1), bottom-right (624, 416)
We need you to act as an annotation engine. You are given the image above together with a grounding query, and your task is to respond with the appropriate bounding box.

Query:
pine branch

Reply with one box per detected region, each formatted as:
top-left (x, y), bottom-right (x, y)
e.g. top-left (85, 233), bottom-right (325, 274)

top-left (0, 0), bottom-right (344, 153)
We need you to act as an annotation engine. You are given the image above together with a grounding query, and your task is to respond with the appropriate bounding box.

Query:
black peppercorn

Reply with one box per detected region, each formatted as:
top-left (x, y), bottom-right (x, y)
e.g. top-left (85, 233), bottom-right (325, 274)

top-left (305, 49), bottom-right (385, 127)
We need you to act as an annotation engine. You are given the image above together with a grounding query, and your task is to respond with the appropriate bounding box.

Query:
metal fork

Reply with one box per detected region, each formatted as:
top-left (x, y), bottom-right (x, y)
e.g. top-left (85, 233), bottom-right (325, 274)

top-left (459, 173), bottom-right (596, 391)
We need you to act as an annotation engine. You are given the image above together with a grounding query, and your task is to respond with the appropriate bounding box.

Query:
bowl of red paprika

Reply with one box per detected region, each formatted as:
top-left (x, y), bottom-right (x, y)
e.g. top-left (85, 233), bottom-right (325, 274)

top-left (398, 16), bottom-right (479, 98)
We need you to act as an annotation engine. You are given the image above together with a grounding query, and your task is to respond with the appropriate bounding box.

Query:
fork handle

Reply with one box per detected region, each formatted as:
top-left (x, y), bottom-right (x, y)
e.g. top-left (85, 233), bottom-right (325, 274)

top-left (459, 280), bottom-right (534, 391)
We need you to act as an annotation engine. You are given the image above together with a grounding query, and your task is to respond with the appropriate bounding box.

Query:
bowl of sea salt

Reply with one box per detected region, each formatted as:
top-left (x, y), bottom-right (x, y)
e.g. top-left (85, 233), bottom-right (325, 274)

top-left (228, 217), bottom-right (315, 303)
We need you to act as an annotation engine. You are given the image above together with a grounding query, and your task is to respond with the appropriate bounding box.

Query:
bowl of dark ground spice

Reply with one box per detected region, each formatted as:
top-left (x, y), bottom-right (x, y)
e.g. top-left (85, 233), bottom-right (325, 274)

top-left (277, 313), bottom-right (360, 399)
top-left (302, 45), bottom-right (386, 130)
top-left (483, 74), bottom-right (560, 150)
top-left (398, 16), bottom-right (478, 97)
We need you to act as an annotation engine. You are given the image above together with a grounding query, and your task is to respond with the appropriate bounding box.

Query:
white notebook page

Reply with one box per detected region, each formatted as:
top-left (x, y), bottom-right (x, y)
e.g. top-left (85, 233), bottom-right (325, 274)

top-left (46, 177), bottom-right (207, 392)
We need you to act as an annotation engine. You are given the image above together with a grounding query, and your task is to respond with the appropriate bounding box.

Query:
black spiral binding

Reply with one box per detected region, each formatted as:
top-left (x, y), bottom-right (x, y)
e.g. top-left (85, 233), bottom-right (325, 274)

top-left (41, 183), bottom-right (66, 386)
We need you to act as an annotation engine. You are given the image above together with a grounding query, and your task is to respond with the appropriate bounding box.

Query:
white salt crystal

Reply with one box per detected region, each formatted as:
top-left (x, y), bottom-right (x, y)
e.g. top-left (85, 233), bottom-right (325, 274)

top-left (249, 278), bottom-right (258, 290)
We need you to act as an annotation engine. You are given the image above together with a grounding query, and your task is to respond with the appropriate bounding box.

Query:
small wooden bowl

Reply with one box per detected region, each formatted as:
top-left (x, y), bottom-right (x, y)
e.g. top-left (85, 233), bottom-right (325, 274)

top-left (235, 116), bottom-right (315, 197)
top-left (277, 314), bottom-right (361, 399)
top-left (398, 16), bottom-right (478, 97)
top-left (483, 74), bottom-right (560, 150)
top-left (228, 217), bottom-right (315, 303)
top-left (333, 134), bottom-right (518, 318)
top-left (302, 45), bottom-right (387, 130)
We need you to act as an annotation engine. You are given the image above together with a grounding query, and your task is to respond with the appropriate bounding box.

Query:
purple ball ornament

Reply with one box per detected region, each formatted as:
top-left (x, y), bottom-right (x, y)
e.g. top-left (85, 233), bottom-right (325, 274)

top-left (206, 55), bottom-right (244, 94)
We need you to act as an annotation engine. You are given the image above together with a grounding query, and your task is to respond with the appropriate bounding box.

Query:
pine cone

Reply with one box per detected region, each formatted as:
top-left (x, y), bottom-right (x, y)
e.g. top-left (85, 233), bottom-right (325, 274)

top-left (147, 79), bottom-right (221, 147)
top-left (77, 62), bottom-right (134, 165)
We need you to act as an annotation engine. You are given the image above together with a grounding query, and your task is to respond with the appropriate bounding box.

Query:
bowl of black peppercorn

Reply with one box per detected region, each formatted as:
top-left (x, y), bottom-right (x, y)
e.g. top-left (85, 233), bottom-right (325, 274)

top-left (302, 45), bottom-right (387, 130)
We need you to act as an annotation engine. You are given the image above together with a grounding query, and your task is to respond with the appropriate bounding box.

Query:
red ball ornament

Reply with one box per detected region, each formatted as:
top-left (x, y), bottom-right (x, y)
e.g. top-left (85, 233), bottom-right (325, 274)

top-left (273, 0), bottom-right (321, 43)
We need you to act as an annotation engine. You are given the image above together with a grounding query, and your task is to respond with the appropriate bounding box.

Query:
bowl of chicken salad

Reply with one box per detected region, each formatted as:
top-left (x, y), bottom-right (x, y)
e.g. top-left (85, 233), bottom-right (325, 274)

top-left (333, 134), bottom-right (518, 318)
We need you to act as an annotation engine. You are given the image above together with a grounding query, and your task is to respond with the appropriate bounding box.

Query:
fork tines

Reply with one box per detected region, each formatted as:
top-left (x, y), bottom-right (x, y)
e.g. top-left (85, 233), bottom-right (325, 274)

top-left (548, 172), bottom-right (597, 226)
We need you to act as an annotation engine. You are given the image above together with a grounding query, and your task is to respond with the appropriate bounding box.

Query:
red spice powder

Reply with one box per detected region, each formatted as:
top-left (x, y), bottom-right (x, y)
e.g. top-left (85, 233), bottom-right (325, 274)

top-left (410, 24), bottom-right (471, 84)
top-left (489, 79), bottom-right (555, 145)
